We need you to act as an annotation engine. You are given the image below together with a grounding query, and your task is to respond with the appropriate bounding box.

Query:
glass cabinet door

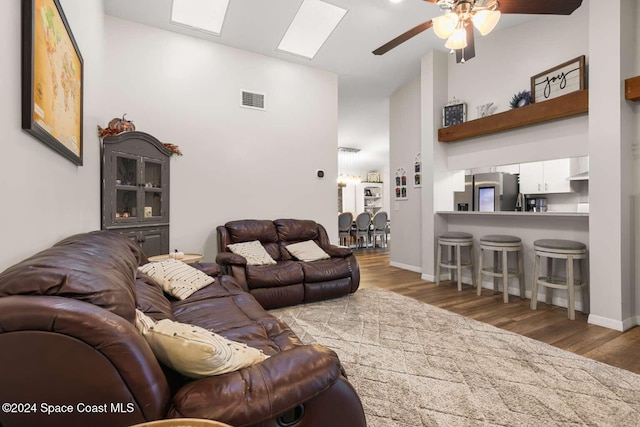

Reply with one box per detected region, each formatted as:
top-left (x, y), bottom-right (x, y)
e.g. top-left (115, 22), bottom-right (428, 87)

top-left (141, 158), bottom-right (167, 221)
top-left (113, 154), bottom-right (139, 222)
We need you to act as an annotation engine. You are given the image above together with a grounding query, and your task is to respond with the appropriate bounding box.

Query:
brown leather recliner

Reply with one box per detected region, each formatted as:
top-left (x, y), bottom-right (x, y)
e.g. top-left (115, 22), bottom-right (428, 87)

top-left (0, 231), bottom-right (366, 427)
top-left (216, 219), bottom-right (360, 309)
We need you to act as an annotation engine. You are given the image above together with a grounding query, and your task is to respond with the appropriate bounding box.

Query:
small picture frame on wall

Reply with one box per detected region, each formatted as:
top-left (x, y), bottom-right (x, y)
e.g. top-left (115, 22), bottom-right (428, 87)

top-left (395, 168), bottom-right (407, 200)
top-left (531, 55), bottom-right (585, 103)
top-left (22, 0), bottom-right (84, 165)
top-left (414, 153), bottom-right (422, 188)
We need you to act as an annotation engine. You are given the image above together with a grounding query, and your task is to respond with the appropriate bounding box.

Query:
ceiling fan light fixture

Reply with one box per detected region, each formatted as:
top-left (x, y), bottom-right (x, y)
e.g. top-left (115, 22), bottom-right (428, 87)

top-left (444, 26), bottom-right (467, 50)
top-left (432, 12), bottom-right (459, 39)
top-left (472, 9), bottom-right (501, 36)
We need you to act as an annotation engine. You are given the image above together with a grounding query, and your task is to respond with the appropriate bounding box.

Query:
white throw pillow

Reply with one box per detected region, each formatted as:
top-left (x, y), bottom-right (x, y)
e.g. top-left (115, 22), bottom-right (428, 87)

top-left (227, 240), bottom-right (277, 266)
top-left (134, 310), bottom-right (268, 378)
top-left (138, 259), bottom-right (214, 300)
top-left (286, 240), bottom-right (330, 262)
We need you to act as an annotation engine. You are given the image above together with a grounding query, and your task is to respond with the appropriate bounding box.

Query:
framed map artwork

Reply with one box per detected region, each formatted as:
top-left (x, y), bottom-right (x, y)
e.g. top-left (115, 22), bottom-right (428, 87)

top-left (22, 0), bottom-right (84, 165)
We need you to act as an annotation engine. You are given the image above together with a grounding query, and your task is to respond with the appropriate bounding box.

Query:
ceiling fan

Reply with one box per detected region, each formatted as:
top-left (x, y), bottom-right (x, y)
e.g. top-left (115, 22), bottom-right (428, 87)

top-left (373, 0), bottom-right (583, 63)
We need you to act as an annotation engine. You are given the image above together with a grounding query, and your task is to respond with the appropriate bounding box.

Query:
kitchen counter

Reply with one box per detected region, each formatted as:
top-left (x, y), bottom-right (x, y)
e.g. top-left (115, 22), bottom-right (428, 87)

top-left (437, 211), bottom-right (588, 217)
top-left (436, 209), bottom-right (589, 312)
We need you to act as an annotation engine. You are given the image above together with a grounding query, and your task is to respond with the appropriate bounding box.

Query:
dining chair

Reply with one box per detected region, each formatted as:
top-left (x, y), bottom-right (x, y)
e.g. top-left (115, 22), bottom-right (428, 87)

top-left (353, 212), bottom-right (372, 249)
top-left (338, 212), bottom-right (354, 247)
top-left (370, 211), bottom-right (388, 248)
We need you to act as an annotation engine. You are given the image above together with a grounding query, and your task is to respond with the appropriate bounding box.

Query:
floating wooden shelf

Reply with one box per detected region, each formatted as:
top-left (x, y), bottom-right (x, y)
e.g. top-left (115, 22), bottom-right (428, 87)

top-left (438, 90), bottom-right (589, 143)
top-left (625, 76), bottom-right (640, 101)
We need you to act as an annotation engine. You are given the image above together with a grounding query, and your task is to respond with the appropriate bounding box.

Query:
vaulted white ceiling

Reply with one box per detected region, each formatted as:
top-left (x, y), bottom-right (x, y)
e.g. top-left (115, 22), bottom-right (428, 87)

top-left (104, 0), bottom-right (535, 173)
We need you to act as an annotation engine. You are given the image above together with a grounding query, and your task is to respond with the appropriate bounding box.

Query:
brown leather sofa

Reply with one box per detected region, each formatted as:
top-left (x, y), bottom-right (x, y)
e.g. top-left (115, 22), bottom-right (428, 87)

top-left (0, 231), bottom-right (366, 427)
top-left (216, 219), bottom-right (360, 309)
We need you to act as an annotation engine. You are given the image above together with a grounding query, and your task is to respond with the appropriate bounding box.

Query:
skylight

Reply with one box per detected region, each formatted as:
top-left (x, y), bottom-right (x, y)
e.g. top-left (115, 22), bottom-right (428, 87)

top-left (277, 0), bottom-right (347, 59)
top-left (171, 0), bottom-right (230, 35)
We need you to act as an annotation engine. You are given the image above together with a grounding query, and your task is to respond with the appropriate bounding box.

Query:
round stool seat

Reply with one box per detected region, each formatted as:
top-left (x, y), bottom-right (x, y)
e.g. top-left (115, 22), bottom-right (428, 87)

top-left (440, 231), bottom-right (472, 240)
top-left (534, 239), bottom-right (586, 251)
top-left (480, 235), bottom-right (521, 244)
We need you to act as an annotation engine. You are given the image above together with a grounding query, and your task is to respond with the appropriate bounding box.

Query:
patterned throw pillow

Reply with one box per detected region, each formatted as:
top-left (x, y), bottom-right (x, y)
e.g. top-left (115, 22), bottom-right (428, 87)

top-left (227, 240), bottom-right (277, 266)
top-left (286, 240), bottom-right (330, 262)
top-left (138, 259), bottom-right (214, 300)
top-left (134, 310), bottom-right (268, 378)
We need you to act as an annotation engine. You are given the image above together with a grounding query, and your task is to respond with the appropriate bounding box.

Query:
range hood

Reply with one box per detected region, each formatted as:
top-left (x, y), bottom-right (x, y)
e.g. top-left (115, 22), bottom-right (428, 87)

top-left (568, 171), bottom-right (589, 181)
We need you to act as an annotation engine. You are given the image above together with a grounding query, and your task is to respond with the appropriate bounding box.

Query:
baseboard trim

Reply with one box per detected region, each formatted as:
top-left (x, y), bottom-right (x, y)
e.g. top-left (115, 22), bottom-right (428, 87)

top-left (389, 261), bottom-right (422, 274)
top-left (587, 315), bottom-right (629, 331)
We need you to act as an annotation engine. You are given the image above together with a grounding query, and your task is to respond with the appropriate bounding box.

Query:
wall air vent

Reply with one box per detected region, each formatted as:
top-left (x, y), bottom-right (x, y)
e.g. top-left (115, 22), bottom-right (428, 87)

top-left (241, 90), bottom-right (266, 111)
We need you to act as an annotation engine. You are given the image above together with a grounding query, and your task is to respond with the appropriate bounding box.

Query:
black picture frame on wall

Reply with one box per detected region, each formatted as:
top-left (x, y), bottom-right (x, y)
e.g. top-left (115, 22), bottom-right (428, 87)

top-left (22, 0), bottom-right (84, 166)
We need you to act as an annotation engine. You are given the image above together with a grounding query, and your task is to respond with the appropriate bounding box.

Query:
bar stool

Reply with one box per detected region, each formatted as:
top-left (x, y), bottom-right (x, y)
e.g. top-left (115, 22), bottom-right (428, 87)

top-left (530, 239), bottom-right (588, 320)
top-left (436, 232), bottom-right (475, 291)
top-left (477, 235), bottom-right (524, 303)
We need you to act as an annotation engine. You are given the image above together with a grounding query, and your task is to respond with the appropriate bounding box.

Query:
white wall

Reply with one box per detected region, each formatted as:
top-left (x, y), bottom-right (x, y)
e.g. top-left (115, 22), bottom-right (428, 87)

top-left (0, 0), bottom-right (104, 271)
top-left (389, 76), bottom-right (422, 271)
top-left (444, 4), bottom-right (590, 171)
top-left (338, 91), bottom-right (390, 175)
top-left (634, 0), bottom-right (640, 326)
top-left (102, 17), bottom-right (339, 260)
top-left (388, 0), bottom-right (640, 330)
top-left (587, 0), bottom-right (636, 330)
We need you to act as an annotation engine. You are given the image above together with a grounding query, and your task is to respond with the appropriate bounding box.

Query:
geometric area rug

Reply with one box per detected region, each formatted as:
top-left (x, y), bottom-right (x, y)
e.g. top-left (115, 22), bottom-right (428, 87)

top-left (270, 289), bottom-right (640, 427)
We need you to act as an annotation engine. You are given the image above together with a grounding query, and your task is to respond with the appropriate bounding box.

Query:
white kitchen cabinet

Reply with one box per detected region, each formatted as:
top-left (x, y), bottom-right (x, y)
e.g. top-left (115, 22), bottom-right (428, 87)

top-left (519, 159), bottom-right (572, 194)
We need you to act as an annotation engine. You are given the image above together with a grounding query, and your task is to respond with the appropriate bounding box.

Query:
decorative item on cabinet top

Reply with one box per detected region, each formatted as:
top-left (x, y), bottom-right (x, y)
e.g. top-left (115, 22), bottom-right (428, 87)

top-left (98, 115), bottom-right (183, 155)
top-left (97, 113), bottom-right (135, 138)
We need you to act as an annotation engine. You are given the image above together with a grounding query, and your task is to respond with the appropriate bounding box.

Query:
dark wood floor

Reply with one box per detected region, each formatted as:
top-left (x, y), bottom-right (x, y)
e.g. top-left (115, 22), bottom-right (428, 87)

top-left (354, 246), bottom-right (640, 375)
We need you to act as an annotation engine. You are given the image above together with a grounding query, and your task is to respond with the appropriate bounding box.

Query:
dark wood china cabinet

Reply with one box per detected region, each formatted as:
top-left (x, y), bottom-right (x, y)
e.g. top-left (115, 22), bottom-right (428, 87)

top-left (101, 131), bottom-right (171, 256)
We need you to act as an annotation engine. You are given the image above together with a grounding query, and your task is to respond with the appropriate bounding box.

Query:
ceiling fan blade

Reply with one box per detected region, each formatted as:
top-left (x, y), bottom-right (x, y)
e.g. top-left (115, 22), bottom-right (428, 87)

top-left (455, 23), bottom-right (475, 64)
top-left (372, 20), bottom-right (433, 55)
top-left (497, 0), bottom-right (583, 15)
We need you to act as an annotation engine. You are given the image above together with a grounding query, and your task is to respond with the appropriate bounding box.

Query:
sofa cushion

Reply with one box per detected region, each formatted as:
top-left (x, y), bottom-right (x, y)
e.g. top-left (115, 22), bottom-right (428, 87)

top-left (246, 261), bottom-right (304, 289)
top-left (227, 241), bottom-right (277, 266)
top-left (135, 310), bottom-right (268, 378)
top-left (286, 240), bottom-right (330, 262)
top-left (173, 277), bottom-right (302, 354)
top-left (224, 220), bottom-right (282, 261)
top-left (274, 219), bottom-right (320, 260)
top-left (135, 271), bottom-right (175, 321)
top-left (0, 231), bottom-right (138, 323)
top-left (138, 259), bottom-right (214, 300)
top-left (300, 257), bottom-right (353, 283)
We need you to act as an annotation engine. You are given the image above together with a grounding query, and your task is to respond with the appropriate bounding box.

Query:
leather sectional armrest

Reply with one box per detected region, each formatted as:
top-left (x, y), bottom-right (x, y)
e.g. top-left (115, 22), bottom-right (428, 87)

top-left (215, 252), bottom-right (247, 266)
top-left (169, 344), bottom-right (341, 426)
top-left (191, 262), bottom-right (221, 277)
top-left (323, 245), bottom-right (352, 258)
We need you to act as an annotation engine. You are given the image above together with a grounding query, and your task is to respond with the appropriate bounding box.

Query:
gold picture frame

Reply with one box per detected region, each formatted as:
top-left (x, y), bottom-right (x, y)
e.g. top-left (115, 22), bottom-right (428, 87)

top-left (22, 0), bottom-right (84, 165)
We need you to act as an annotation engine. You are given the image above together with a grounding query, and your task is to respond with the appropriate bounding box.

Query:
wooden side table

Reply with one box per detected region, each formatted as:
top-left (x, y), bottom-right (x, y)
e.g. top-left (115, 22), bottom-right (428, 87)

top-left (147, 253), bottom-right (204, 264)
